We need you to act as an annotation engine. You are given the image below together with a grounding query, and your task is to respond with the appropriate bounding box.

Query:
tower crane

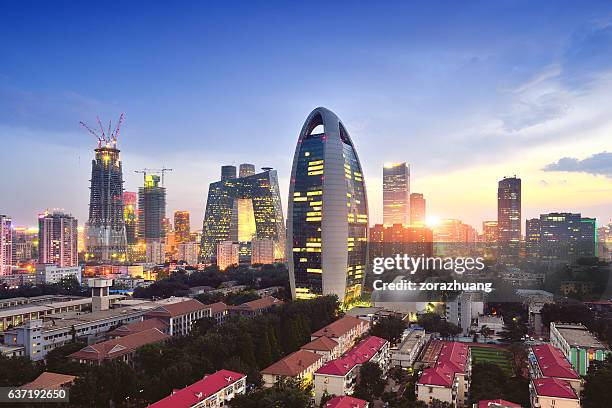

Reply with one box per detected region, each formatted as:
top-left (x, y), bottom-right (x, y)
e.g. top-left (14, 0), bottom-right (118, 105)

top-left (134, 167), bottom-right (174, 186)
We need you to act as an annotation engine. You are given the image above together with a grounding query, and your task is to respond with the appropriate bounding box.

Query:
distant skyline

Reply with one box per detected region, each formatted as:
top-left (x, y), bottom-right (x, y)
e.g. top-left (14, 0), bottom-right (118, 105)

top-left (2, 1), bottom-right (612, 230)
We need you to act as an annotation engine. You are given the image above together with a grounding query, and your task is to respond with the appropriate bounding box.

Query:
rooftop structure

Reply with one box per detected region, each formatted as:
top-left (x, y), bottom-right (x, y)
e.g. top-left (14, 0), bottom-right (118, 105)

top-left (476, 399), bottom-right (521, 408)
top-left (550, 322), bottom-right (610, 375)
top-left (325, 396), bottom-right (368, 408)
top-left (531, 377), bottom-right (578, 399)
top-left (228, 296), bottom-right (283, 316)
top-left (316, 336), bottom-right (388, 376)
top-left (22, 372), bottom-right (77, 390)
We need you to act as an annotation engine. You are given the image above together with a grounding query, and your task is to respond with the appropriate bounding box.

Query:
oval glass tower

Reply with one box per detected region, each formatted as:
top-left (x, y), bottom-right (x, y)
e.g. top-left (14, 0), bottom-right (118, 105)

top-left (287, 107), bottom-right (368, 304)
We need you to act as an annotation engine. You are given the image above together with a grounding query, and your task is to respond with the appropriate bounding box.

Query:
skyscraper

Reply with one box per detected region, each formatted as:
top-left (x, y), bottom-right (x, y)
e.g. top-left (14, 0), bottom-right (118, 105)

top-left (482, 220), bottom-right (498, 243)
top-left (383, 163), bottom-right (410, 226)
top-left (410, 193), bottom-right (426, 226)
top-left (122, 192), bottom-right (138, 245)
top-left (200, 166), bottom-right (285, 263)
top-left (85, 138), bottom-right (127, 263)
top-left (221, 165), bottom-right (237, 181)
top-left (12, 227), bottom-right (38, 263)
top-left (138, 174), bottom-right (166, 264)
top-left (497, 176), bottom-right (521, 263)
top-left (174, 211), bottom-right (191, 244)
top-left (38, 211), bottom-right (78, 267)
top-left (0, 215), bottom-right (12, 275)
top-left (239, 163), bottom-right (256, 178)
top-left (287, 107), bottom-right (369, 304)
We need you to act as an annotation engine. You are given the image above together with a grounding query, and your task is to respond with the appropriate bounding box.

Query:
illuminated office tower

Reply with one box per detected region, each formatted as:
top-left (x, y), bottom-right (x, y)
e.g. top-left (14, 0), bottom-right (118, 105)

top-left (200, 166), bottom-right (285, 263)
top-left (38, 211), bottom-right (78, 267)
top-left (221, 165), bottom-right (237, 181)
top-left (383, 163), bottom-right (410, 226)
top-left (0, 215), bottom-right (12, 275)
top-left (217, 241), bottom-right (239, 271)
top-left (138, 175), bottom-right (166, 264)
top-left (410, 193), bottom-right (426, 225)
top-left (497, 176), bottom-right (521, 263)
top-left (287, 107), bottom-right (369, 304)
top-left (239, 163), bottom-right (256, 178)
top-left (85, 140), bottom-right (127, 263)
top-left (122, 192), bottom-right (138, 245)
top-left (482, 221), bottom-right (498, 243)
top-left (251, 238), bottom-right (275, 265)
top-left (598, 222), bottom-right (612, 262)
top-left (433, 219), bottom-right (478, 243)
top-left (526, 213), bottom-right (596, 263)
top-left (174, 211), bottom-right (191, 243)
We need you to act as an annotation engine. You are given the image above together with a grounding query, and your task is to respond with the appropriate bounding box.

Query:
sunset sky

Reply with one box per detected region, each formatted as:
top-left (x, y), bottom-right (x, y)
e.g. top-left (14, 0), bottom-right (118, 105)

top-left (1, 1), bottom-right (611, 231)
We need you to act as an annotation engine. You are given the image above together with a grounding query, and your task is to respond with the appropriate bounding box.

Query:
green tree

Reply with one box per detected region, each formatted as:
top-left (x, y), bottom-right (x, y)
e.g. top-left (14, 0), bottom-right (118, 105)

top-left (353, 362), bottom-right (386, 401)
top-left (370, 316), bottom-right (407, 344)
top-left (583, 355), bottom-right (612, 408)
top-left (0, 355), bottom-right (42, 387)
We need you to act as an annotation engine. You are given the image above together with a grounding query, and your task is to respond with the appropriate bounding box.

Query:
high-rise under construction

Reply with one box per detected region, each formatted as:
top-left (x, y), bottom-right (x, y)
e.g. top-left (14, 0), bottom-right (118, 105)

top-left (138, 174), bottom-right (166, 264)
top-left (82, 115), bottom-right (128, 263)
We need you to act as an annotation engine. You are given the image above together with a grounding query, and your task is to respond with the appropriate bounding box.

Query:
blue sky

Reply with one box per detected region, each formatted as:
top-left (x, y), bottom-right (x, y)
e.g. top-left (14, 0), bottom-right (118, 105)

top-left (1, 1), bottom-right (612, 230)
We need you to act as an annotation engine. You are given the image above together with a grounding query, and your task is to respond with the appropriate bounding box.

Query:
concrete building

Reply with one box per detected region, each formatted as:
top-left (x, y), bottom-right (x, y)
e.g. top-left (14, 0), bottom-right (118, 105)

top-left (445, 292), bottom-right (484, 335)
top-left (416, 341), bottom-right (470, 407)
top-left (148, 369), bottom-right (246, 408)
top-left (325, 396), bottom-right (368, 408)
top-left (35, 264), bottom-right (81, 285)
top-left (0, 215), bottom-right (12, 275)
top-left (529, 378), bottom-right (580, 408)
top-left (144, 298), bottom-right (210, 336)
top-left (301, 336), bottom-right (342, 362)
top-left (251, 238), bottom-right (275, 265)
top-left (174, 210), bottom-right (191, 244)
top-left (216, 241), bottom-right (239, 271)
top-left (177, 241), bottom-right (199, 265)
top-left (550, 322), bottom-right (610, 376)
top-left (473, 400), bottom-right (520, 408)
top-left (391, 328), bottom-right (429, 368)
top-left (287, 107), bottom-right (368, 304)
top-left (138, 174), bottom-right (166, 264)
top-left (383, 163), bottom-right (410, 227)
top-left (529, 344), bottom-right (581, 394)
top-left (314, 336), bottom-right (390, 403)
top-left (38, 211), bottom-right (78, 267)
top-left (228, 296), bottom-right (283, 317)
top-left (261, 349), bottom-right (325, 388)
top-left (497, 176), bottom-right (521, 264)
top-left (410, 193), bottom-right (426, 226)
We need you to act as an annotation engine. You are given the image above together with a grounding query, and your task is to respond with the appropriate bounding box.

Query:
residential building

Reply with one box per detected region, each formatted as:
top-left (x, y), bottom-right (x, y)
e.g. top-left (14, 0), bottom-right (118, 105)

top-left (550, 322), bottom-right (610, 376)
top-left (12, 226), bottom-right (38, 263)
top-left (174, 210), bottom-right (191, 243)
top-left (391, 328), bottom-right (429, 368)
top-left (301, 336), bottom-right (341, 361)
top-left (445, 292), bottom-right (484, 335)
top-left (314, 336), bottom-right (390, 403)
top-left (261, 349), bottom-right (325, 388)
top-left (251, 238), bottom-right (275, 265)
top-left (228, 296), bottom-right (283, 317)
top-left (325, 396), bottom-right (368, 408)
top-left (216, 241), bottom-right (239, 271)
top-left (85, 137), bottom-right (127, 263)
top-left (148, 369), bottom-right (246, 408)
top-left (201, 165), bottom-right (285, 263)
top-left (178, 241), bottom-right (199, 265)
top-left (433, 219), bottom-right (478, 243)
top-left (144, 298), bottom-right (210, 336)
top-left (35, 264), bottom-right (81, 285)
top-left (287, 107), bottom-right (368, 304)
top-left (529, 378), bottom-right (580, 408)
top-left (410, 193), bottom-right (426, 226)
top-left (383, 163), bottom-right (410, 227)
top-left (310, 315), bottom-right (370, 355)
top-left (473, 399), bottom-right (520, 408)
top-left (529, 344), bottom-right (581, 394)
top-left (69, 328), bottom-right (169, 365)
top-left (0, 215), bottom-right (12, 275)
top-left (416, 341), bottom-right (470, 407)
top-left (139, 174), bottom-right (166, 264)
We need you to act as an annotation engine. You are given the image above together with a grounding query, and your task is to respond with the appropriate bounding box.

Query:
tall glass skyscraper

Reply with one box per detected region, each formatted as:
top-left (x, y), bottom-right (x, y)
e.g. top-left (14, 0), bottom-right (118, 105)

top-left (200, 166), bottom-right (285, 263)
top-left (383, 163), bottom-right (410, 226)
top-left (85, 143), bottom-right (127, 263)
top-left (497, 176), bottom-right (521, 263)
top-left (287, 107), bottom-right (369, 304)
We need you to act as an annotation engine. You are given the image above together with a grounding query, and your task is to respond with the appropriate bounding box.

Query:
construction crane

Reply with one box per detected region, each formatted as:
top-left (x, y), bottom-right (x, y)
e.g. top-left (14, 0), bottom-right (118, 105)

top-left (135, 167), bottom-right (174, 186)
top-left (80, 113), bottom-right (125, 148)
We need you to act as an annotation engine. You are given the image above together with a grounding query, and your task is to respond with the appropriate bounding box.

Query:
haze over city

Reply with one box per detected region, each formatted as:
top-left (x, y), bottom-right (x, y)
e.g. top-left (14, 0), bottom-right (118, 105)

top-left (2, 1), bottom-right (612, 230)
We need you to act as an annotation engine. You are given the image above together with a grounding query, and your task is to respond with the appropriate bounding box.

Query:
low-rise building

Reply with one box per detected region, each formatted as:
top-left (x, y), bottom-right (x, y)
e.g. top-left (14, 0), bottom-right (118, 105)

top-left (144, 299), bottom-right (210, 336)
top-left (473, 399), bottom-right (521, 408)
top-left (529, 344), bottom-right (581, 394)
top-left (148, 369), bottom-right (246, 408)
top-left (313, 336), bottom-right (389, 403)
top-left (301, 336), bottom-right (341, 361)
top-left (69, 328), bottom-right (170, 365)
top-left (529, 377), bottom-right (580, 408)
top-left (107, 318), bottom-right (169, 338)
top-left (391, 328), bottom-right (429, 368)
top-left (261, 349), bottom-right (325, 388)
top-left (416, 341), bottom-right (470, 407)
top-left (550, 322), bottom-right (610, 376)
top-left (311, 315), bottom-right (370, 355)
top-left (208, 302), bottom-right (229, 323)
top-left (474, 315), bottom-right (504, 336)
top-left (22, 372), bottom-right (77, 390)
top-left (325, 396), bottom-right (368, 408)
top-left (228, 296), bottom-right (283, 317)
top-left (35, 264), bottom-right (82, 285)
top-left (445, 292), bottom-right (484, 336)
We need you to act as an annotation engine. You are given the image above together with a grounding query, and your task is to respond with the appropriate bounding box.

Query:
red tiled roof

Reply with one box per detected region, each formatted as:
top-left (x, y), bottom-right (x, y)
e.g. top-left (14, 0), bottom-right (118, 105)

top-left (22, 372), bottom-right (76, 389)
top-left (69, 328), bottom-right (169, 362)
top-left (325, 396), bottom-right (368, 408)
top-left (261, 349), bottom-right (323, 376)
top-left (208, 301), bottom-right (228, 314)
top-left (148, 369), bottom-right (245, 408)
top-left (231, 296), bottom-right (283, 312)
top-left (301, 336), bottom-right (339, 352)
top-left (312, 316), bottom-right (368, 339)
top-left (531, 344), bottom-right (579, 379)
top-left (108, 318), bottom-right (168, 337)
top-left (145, 299), bottom-right (209, 318)
top-left (316, 336), bottom-right (388, 376)
top-left (417, 342), bottom-right (469, 388)
top-left (478, 399), bottom-right (522, 408)
top-left (532, 378), bottom-right (578, 399)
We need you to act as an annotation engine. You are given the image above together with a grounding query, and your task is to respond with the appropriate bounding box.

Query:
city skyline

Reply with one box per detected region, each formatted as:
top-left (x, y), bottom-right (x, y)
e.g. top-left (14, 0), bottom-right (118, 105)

top-left (2, 2), bottom-right (612, 230)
